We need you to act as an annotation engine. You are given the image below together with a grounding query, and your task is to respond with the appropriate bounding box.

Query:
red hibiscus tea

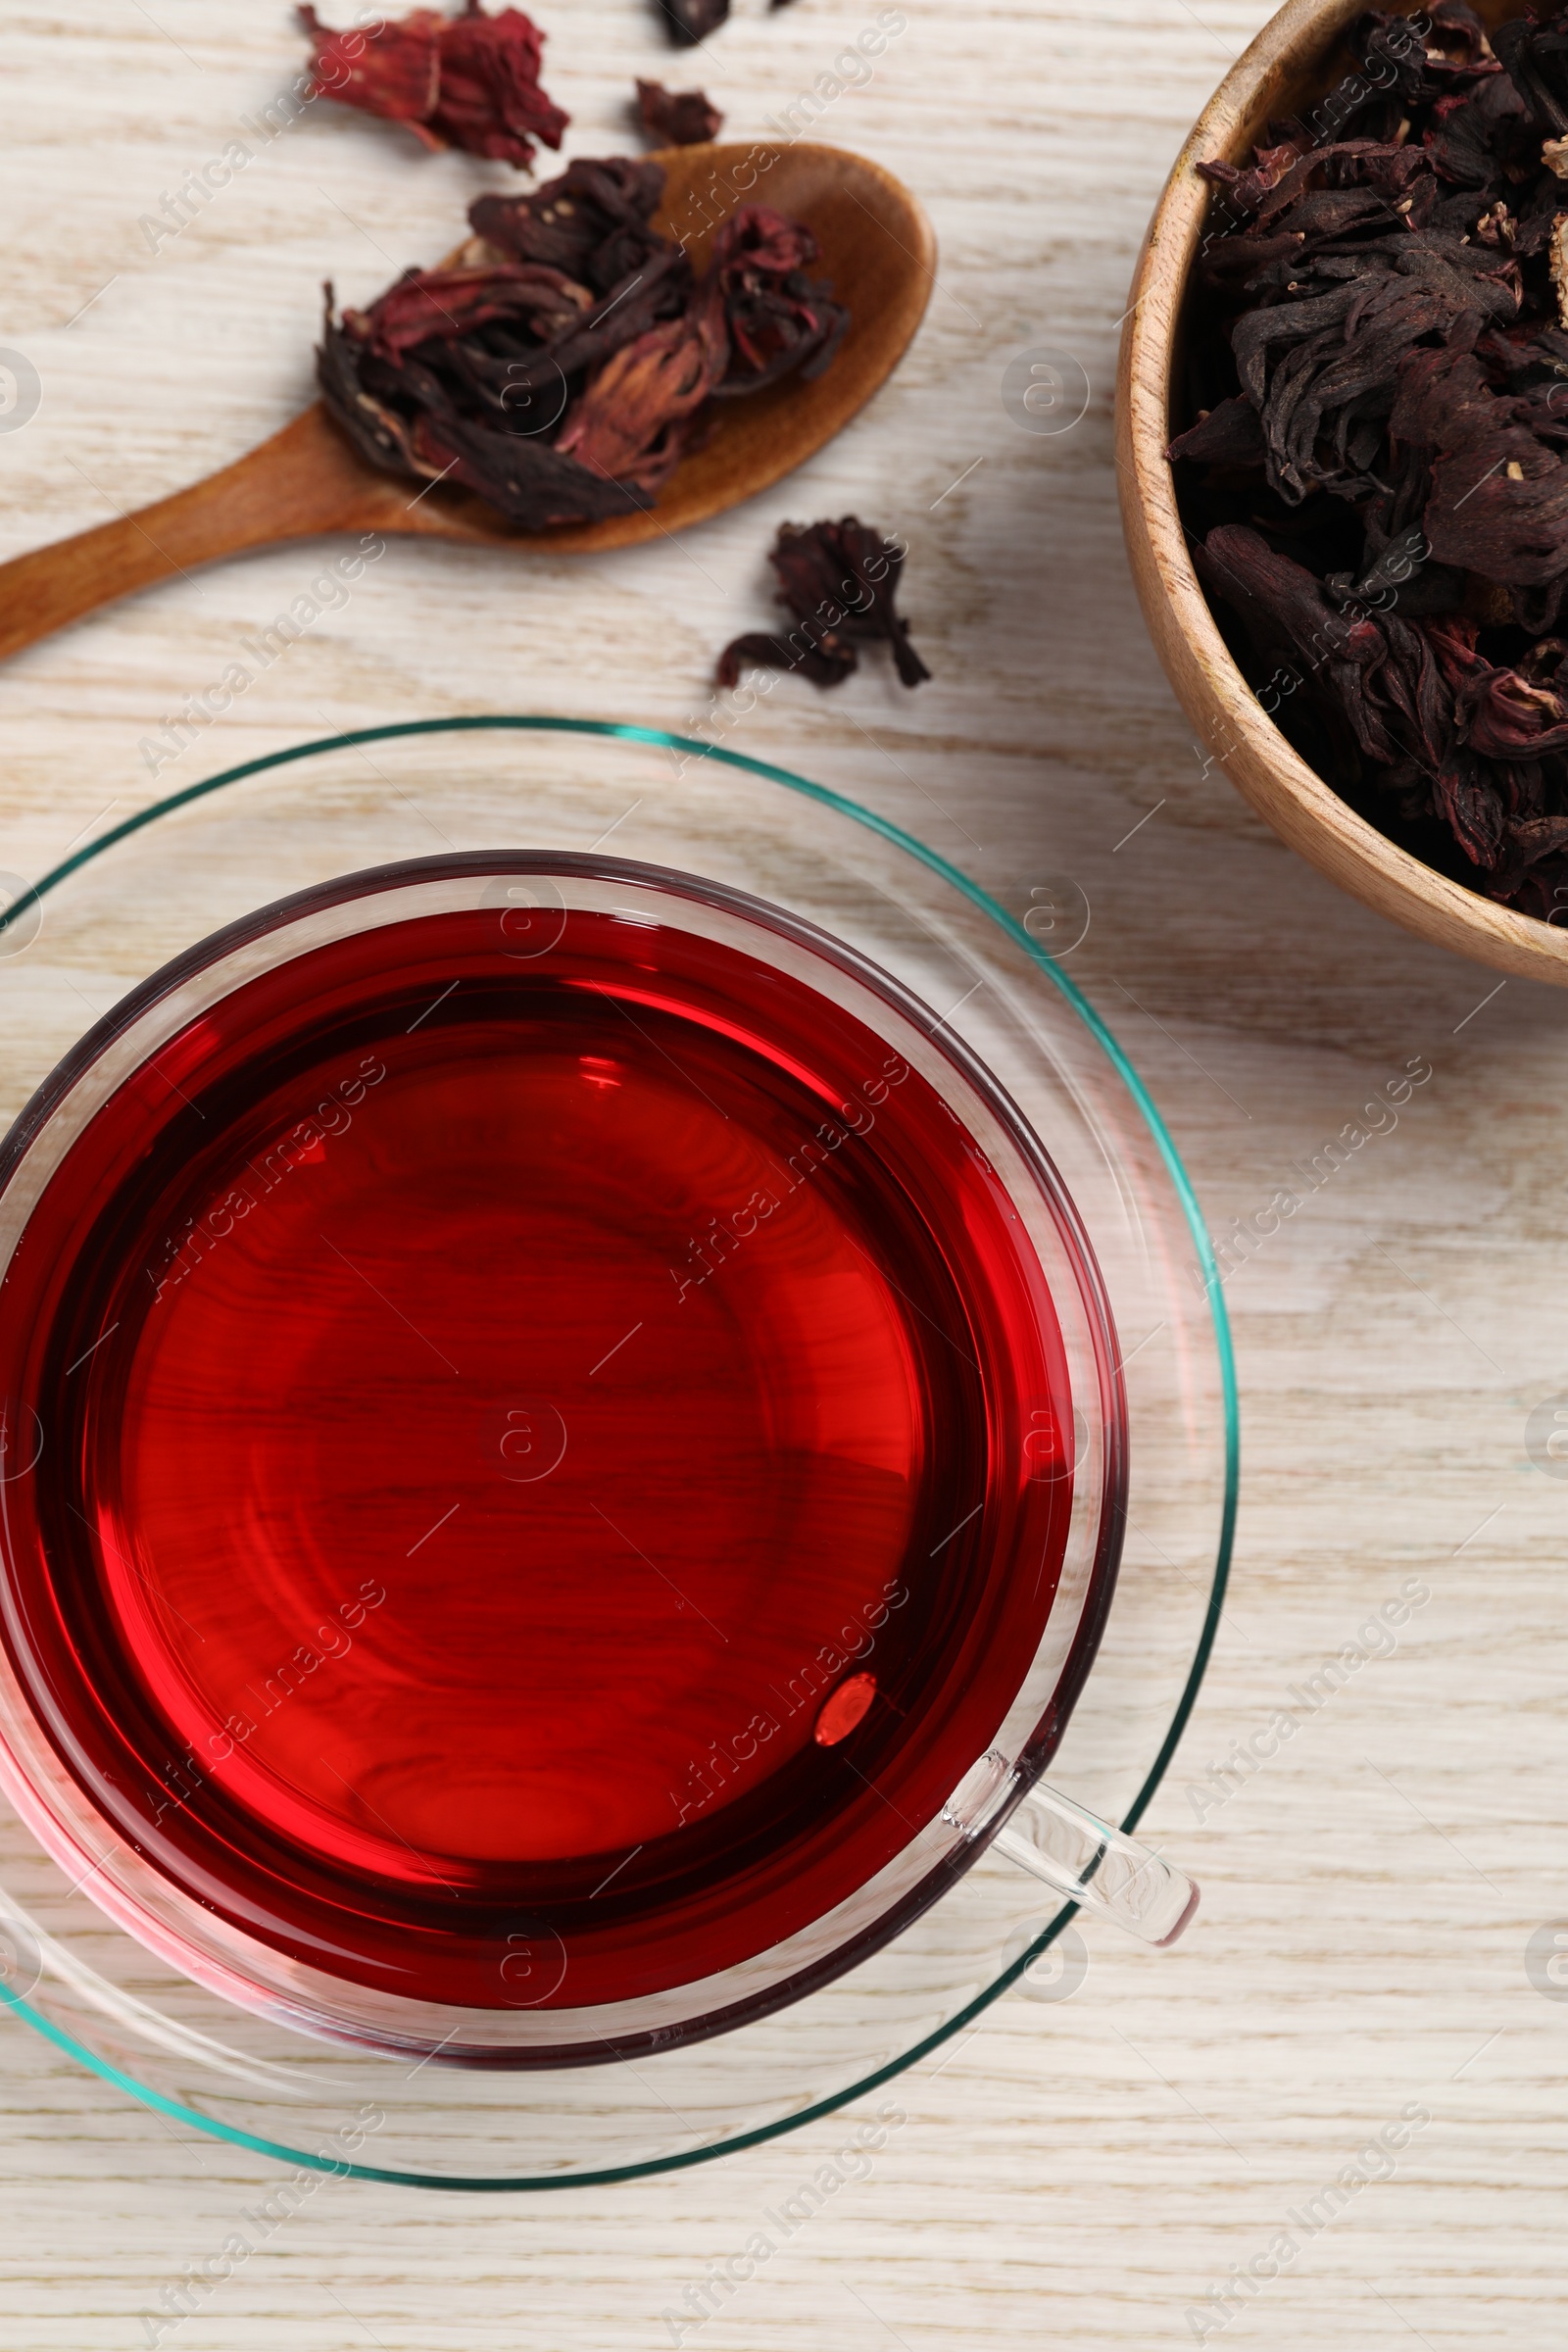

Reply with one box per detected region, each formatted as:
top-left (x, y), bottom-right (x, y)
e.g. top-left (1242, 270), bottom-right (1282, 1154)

top-left (0, 859), bottom-right (1100, 2045)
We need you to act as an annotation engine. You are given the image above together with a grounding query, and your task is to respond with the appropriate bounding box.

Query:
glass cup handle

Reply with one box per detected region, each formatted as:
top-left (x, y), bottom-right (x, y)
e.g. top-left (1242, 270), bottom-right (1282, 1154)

top-left (944, 1751), bottom-right (1200, 1948)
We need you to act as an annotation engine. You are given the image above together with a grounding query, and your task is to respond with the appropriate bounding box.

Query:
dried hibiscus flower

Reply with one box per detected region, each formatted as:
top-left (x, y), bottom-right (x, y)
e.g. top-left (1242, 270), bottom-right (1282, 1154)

top-left (719, 519), bottom-right (930, 690)
top-left (299, 2), bottom-right (567, 171)
top-left (556, 292), bottom-right (728, 492)
top-left (636, 79), bottom-right (724, 146)
top-left (299, 5), bottom-right (439, 125)
top-left (471, 156), bottom-right (671, 292)
top-left (709, 208), bottom-right (850, 394)
top-left (657, 0), bottom-right (729, 43)
top-left (1170, 0), bottom-right (1568, 921)
top-left (317, 156), bottom-right (851, 529)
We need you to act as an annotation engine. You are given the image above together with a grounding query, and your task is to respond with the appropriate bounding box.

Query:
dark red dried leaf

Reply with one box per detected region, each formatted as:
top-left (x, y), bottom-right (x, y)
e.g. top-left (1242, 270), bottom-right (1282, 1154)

top-left (1492, 8), bottom-right (1568, 132)
top-left (1165, 395), bottom-right (1266, 466)
top-left (343, 262), bottom-right (589, 361)
top-left (429, 2), bottom-right (567, 168)
top-left (717, 630), bottom-right (857, 688)
top-left (1386, 340), bottom-right (1568, 582)
top-left (316, 286), bottom-right (644, 525)
top-left (413, 406), bottom-right (648, 524)
top-left (1466, 665), bottom-right (1568, 758)
top-left (1196, 139), bottom-right (1306, 218)
top-left (1172, 2), bottom-right (1568, 915)
top-left (470, 157), bottom-right (669, 292)
top-left (636, 79), bottom-right (723, 146)
top-left (556, 293), bottom-right (728, 490)
top-left (657, 0), bottom-right (729, 45)
top-left (298, 2), bottom-right (565, 169)
top-left (317, 156), bottom-right (847, 529)
top-left (299, 6), bottom-right (441, 132)
top-left (1434, 754), bottom-right (1509, 865)
top-left (708, 206), bottom-right (850, 394)
top-left (719, 519), bottom-right (929, 691)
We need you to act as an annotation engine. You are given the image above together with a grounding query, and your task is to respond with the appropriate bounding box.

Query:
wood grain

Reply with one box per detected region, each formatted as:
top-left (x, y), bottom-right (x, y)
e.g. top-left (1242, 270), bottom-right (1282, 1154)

top-left (0, 4), bottom-right (1563, 2349)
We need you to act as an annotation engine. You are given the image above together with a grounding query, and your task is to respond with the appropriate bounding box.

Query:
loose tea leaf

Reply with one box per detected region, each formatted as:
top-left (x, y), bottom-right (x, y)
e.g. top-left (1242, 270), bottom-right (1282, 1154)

top-left (317, 285), bottom-right (645, 525)
top-left (556, 293), bottom-right (728, 490)
top-left (718, 519), bottom-right (930, 690)
top-left (1171, 0), bottom-right (1568, 921)
top-left (657, 0), bottom-right (729, 45)
top-left (299, 2), bottom-right (567, 170)
top-left (470, 156), bottom-right (670, 289)
top-left (636, 79), bottom-right (724, 145)
top-left (427, 2), bottom-right (569, 163)
top-left (709, 208), bottom-right (851, 394)
top-left (299, 5), bottom-right (439, 126)
top-left (317, 157), bottom-right (851, 529)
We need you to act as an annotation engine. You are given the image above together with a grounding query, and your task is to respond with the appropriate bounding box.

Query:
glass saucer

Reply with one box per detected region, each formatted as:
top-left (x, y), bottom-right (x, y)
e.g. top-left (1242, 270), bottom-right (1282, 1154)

top-left (0, 719), bottom-right (1236, 2189)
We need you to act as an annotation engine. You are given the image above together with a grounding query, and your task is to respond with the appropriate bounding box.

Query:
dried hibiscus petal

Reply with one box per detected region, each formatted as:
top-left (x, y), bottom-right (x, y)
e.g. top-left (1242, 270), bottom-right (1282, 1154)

top-left (718, 519), bottom-right (929, 690)
top-left (1169, 0), bottom-right (1568, 918)
top-left (556, 296), bottom-right (728, 491)
top-left (1165, 395), bottom-right (1266, 466)
top-left (299, 7), bottom-right (441, 131)
top-left (428, 2), bottom-right (567, 167)
top-left (414, 406), bottom-right (650, 525)
top-left (299, 1), bottom-right (566, 170)
top-left (636, 79), bottom-right (723, 146)
top-left (708, 207), bottom-right (851, 395)
top-left (718, 630), bottom-right (858, 688)
top-left (343, 263), bottom-right (590, 362)
top-left (657, 0), bottom-right (729, 44)
top-left (470, 157), bottom-right (670, 293)
top-left (1493, 10), bottom-right (1568, 134)
top-left (317, 284), bottom-right (644, 525)
top-left (315, 154), bottom-right (849, 531)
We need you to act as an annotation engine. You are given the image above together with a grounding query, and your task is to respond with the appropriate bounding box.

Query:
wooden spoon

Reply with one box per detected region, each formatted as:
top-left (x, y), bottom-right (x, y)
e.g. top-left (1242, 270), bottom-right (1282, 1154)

top-left (0, 141), bottom-right (935, 665)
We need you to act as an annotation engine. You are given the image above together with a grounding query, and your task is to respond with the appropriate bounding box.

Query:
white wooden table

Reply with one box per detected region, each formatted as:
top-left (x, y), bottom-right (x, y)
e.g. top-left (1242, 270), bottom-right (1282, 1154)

top-left (2, 1), bottom-right (1565, 2344)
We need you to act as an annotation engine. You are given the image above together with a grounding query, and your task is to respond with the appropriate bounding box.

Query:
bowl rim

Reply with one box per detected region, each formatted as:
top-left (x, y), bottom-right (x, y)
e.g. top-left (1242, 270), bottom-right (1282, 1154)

top-left (1115, 0), bottom-right (1568, 986)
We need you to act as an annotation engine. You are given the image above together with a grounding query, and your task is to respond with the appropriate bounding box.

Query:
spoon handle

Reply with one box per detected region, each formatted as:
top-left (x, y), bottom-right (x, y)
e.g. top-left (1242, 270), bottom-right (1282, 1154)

top-left (0, 409), bottom-right (393, 665)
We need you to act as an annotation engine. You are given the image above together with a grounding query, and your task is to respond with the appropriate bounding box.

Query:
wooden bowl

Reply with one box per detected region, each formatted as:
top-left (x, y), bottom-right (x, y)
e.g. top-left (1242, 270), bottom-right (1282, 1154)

top-left (1115, 0), bottom-right (1568, 984)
